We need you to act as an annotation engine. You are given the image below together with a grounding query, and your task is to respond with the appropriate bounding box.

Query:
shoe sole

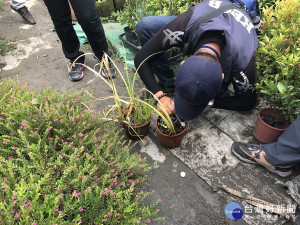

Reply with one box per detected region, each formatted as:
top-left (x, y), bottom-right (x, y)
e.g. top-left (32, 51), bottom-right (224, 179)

top-left (265, 167), bottom-right (292, 178)
top-left (231, 146), bottom-right (291, 178)
top-left (231, 146), bottom-right (258, 165)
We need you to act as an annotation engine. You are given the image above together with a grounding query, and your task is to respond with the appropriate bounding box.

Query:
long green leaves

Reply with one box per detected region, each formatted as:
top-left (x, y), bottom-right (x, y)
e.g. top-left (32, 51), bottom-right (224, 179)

top-left (80, 49), bottom-right (176, 135)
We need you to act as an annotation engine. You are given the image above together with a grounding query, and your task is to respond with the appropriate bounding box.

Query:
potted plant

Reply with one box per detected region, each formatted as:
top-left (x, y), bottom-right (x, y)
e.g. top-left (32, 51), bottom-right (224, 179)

top-left (254, 0), bottom-right (300, 143)
top-left (79, 51), bottom-right (189, 145)
top-left (121, 95), bottom-right (154, 140)
top-left (80, 53), bottom-right (155, 140)
top-left (253, 107), bottom-right (291, 143)
top-left (155, 113), bottom-right (188, 148)
top-left (137, 84), bottom-right (188, 148)
top-left (102, 53), bottom-right (189, 146)
top-left (123, 26), bottom-right (139, 46)
top-left (101, 54), bottom-right (155, 140)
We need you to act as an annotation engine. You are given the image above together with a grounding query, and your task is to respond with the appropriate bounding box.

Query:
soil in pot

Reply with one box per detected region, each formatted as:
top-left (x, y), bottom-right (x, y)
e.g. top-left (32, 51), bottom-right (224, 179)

top-left (157, 114), bottom-right (185, 135)
top-left (261, 115), bottom-right (286, 129)
top-left (156, 114), bottom-right (188, 148)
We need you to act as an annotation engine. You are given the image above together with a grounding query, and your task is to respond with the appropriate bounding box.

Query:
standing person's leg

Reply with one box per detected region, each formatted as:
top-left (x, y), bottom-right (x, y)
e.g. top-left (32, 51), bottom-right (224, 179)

top-left (69, 0), bottom-right (109, 61)
top-left (264, 116), bottom-right (300, 166)
top-left (44, 0), bottom-right (83, 63)
top-left (136, 16), bottom-right (177, 89)
top-left (10, 0), bottom-right (36, 25)
top-left (69, 0), bottom-right (115, 78)
top-left (44, 0), bottom-right (85, 81)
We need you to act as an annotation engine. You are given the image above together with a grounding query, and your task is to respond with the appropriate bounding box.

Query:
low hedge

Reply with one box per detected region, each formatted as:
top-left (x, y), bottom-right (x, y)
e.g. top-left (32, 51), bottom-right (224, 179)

top-left (0, 79), bottom-right (163, 224)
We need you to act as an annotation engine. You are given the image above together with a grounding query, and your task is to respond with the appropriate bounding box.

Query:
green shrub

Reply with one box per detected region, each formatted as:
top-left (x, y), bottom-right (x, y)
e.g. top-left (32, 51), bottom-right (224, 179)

top-left (117, 0), bottom-right (193, 32)
top-left (256, 0), bottom-right (300, 122)
top-left (258, 0), bottom-right (276, 14)
top-left (0, 79), bottom-right (164, 224)
top-left (145, 0), bottom-right (192, 17)
top-left (116, 0), bottom-right (149, 32)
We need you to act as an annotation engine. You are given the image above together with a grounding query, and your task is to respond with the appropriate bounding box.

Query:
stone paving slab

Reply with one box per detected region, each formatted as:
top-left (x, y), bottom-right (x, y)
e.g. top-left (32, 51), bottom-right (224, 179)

top-left (201, 108), bottom-right (233, 124)
top-left (170, 110), bottom-right (293, 224)
top-left (216, 110), bottom-right (259, 143)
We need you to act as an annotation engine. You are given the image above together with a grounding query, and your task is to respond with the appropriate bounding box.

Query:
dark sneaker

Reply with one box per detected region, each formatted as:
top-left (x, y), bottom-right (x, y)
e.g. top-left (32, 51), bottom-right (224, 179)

top-left (100, 61), bottom-right (116, 79)
top-left (69, 63), bottom-right (84, 81)
top-left (11, 6), bottom-right (36, 25)
top-left (231, 142), bottom-right (292, 177)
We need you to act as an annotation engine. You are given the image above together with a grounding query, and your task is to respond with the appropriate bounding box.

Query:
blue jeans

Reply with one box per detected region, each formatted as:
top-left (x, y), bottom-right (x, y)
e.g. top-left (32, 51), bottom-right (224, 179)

top-left (44, 0), bottom-right (108, 63)
top-left (136, 16), bottom-right (177, 86)
top-left (264, 116), bottom-right (300, 166)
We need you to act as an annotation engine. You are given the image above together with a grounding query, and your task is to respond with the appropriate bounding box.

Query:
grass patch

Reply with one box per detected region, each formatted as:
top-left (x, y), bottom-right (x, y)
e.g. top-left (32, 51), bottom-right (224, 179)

top-left (0, 39), bottom-right (14, 56)
top-left (82, 43), bottom-right (92, 51)
top-left (0, 0), bottom-right (5, 10)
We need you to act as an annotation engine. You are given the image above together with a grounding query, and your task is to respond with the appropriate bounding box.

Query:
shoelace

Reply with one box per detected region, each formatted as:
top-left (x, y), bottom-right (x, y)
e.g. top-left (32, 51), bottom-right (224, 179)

top-left (248, 144), bottom-right (264, 159)
top-left (253, 150), bottom-right (262, 159)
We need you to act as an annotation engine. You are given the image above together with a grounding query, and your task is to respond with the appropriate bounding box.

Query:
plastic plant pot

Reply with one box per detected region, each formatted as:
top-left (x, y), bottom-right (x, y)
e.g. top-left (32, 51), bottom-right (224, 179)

top-left (156, 118), bottom-right (188, 148)
top-left (253, 108), bottom-right (290, 144)
top-left (123, 116), bottom-right (152, 140)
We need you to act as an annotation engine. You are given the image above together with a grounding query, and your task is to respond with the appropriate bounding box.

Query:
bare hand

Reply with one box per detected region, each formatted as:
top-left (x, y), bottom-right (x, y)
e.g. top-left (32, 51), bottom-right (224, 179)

top-left (157, 96), bottom-right (175, 115)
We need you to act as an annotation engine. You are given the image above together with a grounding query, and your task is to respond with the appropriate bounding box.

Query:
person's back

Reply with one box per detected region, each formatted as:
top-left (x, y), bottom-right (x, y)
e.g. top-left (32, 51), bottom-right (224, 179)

top-left (184, 0), bottom-right (258, 79)
top-left (134, 0), bottom-right (259, 120)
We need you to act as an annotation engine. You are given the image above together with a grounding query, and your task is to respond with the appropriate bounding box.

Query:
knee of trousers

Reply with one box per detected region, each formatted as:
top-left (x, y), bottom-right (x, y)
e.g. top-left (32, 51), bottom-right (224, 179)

top-left (78, 15), bottom-right (103, 31)
top-left (52, 17), bottom-right (73, 29)
top-left (136, 17), bottom-right (157, 45)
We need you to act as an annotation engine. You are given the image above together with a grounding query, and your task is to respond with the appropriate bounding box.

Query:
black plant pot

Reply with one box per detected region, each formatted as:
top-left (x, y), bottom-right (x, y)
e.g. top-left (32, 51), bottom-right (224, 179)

top-left (124, 26), bottom-right (139, 46)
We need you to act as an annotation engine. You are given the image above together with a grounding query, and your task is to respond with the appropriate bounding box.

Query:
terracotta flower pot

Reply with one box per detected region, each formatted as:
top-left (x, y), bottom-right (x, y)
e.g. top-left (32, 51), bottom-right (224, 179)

top-left (123, 116), bottom-right (152, 140)
top-left (156, 118), bottom-right (188, 148)
top-left (253, 108), bottom-right (290, 144)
